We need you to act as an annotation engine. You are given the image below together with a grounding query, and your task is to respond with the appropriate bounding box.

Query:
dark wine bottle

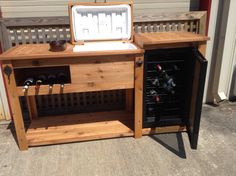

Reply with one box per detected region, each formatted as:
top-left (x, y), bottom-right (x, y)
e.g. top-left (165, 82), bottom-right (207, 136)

top-left (147, 107), bottom-right (155, 116)
top-left (23, 78), bottom-right (34, 91)
top-left (152, 78), bottom-right (160, 87)
top-left (48, 74), bottom-right (56, 85)
top-left (163, 83), bottom-right (175, 94)
top-left (156, 64), bottom-right (162, 72)
top-left (47, 74), bottom-right (56, 90)
top-left (149, 89), bottom-right (160, 102)
top-left (36, 75), bottom-right (46, 87)
top-left (57, 72), bottom-right (67, 88)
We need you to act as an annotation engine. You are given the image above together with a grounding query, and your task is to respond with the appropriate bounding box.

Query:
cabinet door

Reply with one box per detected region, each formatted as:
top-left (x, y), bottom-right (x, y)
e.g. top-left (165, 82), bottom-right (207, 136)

top-left (187, 49), bottom-right (207, 149)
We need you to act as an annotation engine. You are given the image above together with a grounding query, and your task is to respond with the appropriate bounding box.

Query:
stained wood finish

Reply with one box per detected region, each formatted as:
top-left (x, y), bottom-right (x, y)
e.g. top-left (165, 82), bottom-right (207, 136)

top-left (134, 55), bottom-right (143, 138)
top-left (26, 111), bottom-right (134, 146)
top-left (17, 82), bottom-right (133, 96)
top-left (0, 43), bottom-right (143, 60)
top-left (2, 63), bottom-right (28, 150)
top-left (70, 60), bottom-right (134, 90)
top-left (134, 32), bottom-right (209, 49)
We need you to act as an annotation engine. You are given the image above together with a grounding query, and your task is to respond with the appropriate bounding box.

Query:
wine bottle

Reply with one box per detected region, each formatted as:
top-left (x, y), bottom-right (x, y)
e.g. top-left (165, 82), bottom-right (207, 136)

top-left (149, 89), bottom-right (160, 102)
top-left (23, 78), bottom-right (34, 91)
top-left (151, 77), bottom-right (160, 87)
top-left (147, 107), bottom-right (155, 116)
top-left (36, 75), bottom-right (46, 88)
top-left (57, 72), bottom-right (67, 88)
top-left (48, 74), bottom-right (56, 90)
top-left (156, 64), bottom-right (162, 72)
top-left (163, 83), bottom-right (175, 94)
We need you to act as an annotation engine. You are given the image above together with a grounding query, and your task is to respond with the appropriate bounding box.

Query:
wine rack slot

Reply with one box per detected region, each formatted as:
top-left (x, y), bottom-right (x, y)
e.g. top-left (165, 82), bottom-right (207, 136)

top-left (14, 66), bottom-right (71, 87)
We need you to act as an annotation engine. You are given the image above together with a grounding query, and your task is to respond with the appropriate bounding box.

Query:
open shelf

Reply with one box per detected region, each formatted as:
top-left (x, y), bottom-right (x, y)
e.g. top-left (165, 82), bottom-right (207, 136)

top-left (26, 111), bottom-right (134, 146)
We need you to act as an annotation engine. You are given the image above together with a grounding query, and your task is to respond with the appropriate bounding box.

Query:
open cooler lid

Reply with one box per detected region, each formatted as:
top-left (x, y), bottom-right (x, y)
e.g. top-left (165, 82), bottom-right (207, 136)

top-left (71, 4), bottom-right (132, 42)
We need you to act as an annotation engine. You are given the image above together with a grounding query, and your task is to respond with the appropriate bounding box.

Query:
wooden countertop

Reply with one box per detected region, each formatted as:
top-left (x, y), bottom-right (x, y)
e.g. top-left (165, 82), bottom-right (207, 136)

top-left (134, 32), bottom-right (209, 49)
top-left (0, 43), bottom-right (144, 61)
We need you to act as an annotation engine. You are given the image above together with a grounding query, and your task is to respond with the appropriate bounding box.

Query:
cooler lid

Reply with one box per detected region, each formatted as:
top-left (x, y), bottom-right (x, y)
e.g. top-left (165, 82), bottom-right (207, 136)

top-left (71, 4), bottom-right (132, 42)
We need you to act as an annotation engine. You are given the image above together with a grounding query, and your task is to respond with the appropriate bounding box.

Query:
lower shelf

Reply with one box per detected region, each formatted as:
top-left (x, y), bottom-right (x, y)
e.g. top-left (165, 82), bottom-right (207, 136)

top-left (26, 111), bottom-right (134, 146)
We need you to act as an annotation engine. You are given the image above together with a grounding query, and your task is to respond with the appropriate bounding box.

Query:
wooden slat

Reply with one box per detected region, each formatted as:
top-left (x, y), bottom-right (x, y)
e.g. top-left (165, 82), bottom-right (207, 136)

top-left (26, 96), bottom-right (38, 120)
top-left (26, 110), bottom-right (134, 146)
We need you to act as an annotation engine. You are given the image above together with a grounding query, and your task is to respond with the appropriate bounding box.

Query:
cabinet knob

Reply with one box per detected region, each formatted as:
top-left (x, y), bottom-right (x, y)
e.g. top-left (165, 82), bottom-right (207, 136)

top-left (136, 60), bottom-right (143, 67)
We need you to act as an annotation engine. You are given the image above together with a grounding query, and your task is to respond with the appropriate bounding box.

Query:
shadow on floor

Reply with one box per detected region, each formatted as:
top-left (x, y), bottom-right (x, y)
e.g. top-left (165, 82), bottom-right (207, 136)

top-left (149, 132), bottom-right (186, 159)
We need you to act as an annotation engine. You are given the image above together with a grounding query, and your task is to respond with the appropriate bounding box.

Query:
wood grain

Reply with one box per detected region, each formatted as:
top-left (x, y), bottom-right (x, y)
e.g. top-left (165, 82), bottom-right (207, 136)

top-left (134, 32), bottom-right (209, 49)
top-left (26, 110), bottom-right (134, 146)
top-left (2, 63), bottom-right (28, 150)
top-left (0, 43), bottom-right (143, 61)
top-left (134, 55), bottom-right (143, 138)
top-left (70, 60), bottom-right (134, 89)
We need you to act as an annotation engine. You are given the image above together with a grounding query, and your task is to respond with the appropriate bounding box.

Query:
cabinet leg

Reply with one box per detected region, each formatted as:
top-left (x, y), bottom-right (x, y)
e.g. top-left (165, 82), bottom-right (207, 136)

top-left (2, 63), bottom-right (28, 150)
top-left (134, 56), bottom-right (144, 138)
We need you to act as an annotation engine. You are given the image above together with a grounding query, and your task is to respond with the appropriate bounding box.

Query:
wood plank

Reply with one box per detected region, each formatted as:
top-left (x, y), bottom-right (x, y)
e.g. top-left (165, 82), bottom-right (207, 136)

top-left (134, 32), bottom-right (209, 49)
top-left (0, 43), bottom-right (143, 61)
top-left (2, 63), bottom-right (28, 150)
top-left (26, 111), bottom-right (134, 146)
top-left (134, 55), bottom-right (143, 138)
top-left (142, 125), bottom-right (186, 135)
top-left (70, 60), bottom-right (134, 89)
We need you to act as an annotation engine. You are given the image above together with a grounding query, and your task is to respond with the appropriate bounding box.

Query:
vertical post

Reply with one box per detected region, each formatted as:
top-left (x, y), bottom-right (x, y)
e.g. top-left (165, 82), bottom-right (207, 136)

top-left (26, 96), bottom-right (38, 120)
top-left (2, 63), bottom-right (28, 150)
top-left (134, 55), bottom-right (144, 138)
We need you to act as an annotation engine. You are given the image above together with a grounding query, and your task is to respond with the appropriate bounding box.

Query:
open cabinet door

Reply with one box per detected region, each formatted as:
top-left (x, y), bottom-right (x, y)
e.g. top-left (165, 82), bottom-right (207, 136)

top-left (187, 49), bottom-right (207, 149)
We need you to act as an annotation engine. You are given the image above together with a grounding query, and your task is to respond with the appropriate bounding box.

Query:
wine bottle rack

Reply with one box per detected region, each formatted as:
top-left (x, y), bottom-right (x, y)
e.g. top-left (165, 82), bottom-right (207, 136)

top-left (143, 48), bottom-right (194, 128)
top-left (14, 66), bottom-right (71, 86)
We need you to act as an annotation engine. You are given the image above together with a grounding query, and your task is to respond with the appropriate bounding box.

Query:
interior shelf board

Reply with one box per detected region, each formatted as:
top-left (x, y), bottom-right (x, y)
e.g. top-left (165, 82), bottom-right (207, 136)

top-left (26, 111), bottom-right (134, 146)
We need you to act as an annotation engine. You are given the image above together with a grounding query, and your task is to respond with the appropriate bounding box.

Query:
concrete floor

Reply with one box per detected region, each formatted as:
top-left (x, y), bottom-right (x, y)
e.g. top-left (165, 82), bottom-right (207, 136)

top-left (0, 103), bottom-right (236, 176)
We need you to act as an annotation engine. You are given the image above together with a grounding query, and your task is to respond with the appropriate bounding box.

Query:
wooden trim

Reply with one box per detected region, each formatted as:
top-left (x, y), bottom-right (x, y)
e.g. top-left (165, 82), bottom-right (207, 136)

top-left (134, 55), bottom-right (143, 138)
top-left (0, 21), bottom-right (11, 51)
top-left (199, 12), bottom-right (207, 35)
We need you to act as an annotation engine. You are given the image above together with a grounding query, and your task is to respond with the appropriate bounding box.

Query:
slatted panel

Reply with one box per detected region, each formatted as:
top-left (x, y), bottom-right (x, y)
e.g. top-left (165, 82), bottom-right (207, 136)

top-left (134, 20), bottom-right (199, 33)
top-left (7, 20), bottom-right (199, 47)
top-left (8, 26), bottom-right (71, 47)
top-left (20, 90), bottom-right (125, 121)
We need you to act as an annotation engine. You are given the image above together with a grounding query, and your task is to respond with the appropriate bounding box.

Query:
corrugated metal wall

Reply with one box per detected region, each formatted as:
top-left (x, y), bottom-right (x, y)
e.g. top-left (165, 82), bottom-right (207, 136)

top-left (0, 0), bottom-right (200, 18)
